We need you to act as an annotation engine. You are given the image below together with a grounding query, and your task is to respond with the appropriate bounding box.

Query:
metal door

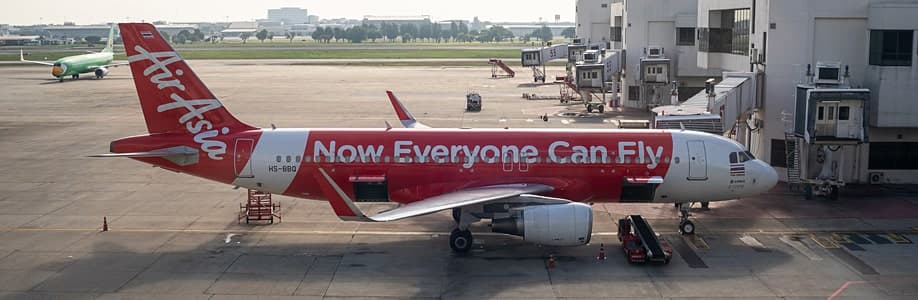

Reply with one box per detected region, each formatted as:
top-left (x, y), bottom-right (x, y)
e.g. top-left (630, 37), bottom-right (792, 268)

top-left (234, 139), bottom-right (255, 178)
top-left (687, 140), bottom-right (708, 180)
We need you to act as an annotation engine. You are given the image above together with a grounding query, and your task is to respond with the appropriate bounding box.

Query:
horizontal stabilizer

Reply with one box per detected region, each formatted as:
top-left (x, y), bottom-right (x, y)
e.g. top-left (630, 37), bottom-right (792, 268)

top-left (91, 146), bottom-right (199, 166)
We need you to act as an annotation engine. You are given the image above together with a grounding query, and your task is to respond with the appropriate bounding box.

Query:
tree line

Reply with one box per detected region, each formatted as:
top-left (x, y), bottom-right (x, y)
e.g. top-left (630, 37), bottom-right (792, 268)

top-left (312, 21), bottom-right (573, 44)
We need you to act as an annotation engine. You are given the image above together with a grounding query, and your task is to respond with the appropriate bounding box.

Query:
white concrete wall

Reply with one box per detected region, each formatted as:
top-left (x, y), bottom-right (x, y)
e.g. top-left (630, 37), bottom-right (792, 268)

top-left (695, 0), bottom-right (918, 183)
top-left (619, 0), bottom-right (703, 108)
top-left (865, 4), bottom-right (918, 128)
top-left (576, 0), bottom-right (613, 45)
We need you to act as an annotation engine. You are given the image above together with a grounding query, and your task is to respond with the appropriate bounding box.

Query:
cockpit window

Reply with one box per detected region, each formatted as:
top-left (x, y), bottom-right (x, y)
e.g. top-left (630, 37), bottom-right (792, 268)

top-left (53, 63), bottom-right (61, 67)
top-left (730, 151), bottom-right (754, 164)
top-left (743, 151), bottom-right (755, 161)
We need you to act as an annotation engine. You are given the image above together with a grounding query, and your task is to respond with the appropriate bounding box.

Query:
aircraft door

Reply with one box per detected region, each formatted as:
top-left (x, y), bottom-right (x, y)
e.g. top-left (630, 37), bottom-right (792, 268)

top-left (686, 140), bottom-right (708, 181)
top-left (815, 102), bottom-right (838, 137)
top-left (234, 139), bottom-right (255, 178)
top-left (502, 154), bottom-right (514, 172)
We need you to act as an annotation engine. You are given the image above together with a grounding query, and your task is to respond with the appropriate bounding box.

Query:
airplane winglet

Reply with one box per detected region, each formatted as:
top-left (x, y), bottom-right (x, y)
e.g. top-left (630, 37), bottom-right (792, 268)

top-left (386, 91), bottom-right (430, 128)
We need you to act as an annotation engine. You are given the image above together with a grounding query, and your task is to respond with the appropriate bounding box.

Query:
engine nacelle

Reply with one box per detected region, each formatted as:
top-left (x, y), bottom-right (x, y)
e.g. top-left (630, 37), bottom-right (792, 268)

top-left (492, 203), bottom-right (593, 246)
top-left (94, 67), bottom-right (110, 77)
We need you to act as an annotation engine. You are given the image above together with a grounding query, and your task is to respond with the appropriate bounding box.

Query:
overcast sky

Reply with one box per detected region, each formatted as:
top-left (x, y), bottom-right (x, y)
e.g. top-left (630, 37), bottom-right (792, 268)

top-left (2, 0), bottom-right (576, 25)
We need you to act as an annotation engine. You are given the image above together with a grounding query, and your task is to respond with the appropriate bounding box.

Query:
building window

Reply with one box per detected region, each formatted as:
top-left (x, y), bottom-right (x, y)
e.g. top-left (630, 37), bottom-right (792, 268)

top-left (628, 86), bottom-right (640, 101)
top-left (697, 8), bottom-right (750, 55)
top-left (610, 27), bottom-right (622, 42)
top-left (677, 28), bottom-right (695, 46)
top-left (839, 106), bottom-right (850, 121)
top-left (770, 139), bottom-right (787, 168)
top-left (869, 30), bottom-right (913, 66)
top-left (601, 4), bottom-right (608, 8)
top-left (869, 142), bottom-right (918, 170)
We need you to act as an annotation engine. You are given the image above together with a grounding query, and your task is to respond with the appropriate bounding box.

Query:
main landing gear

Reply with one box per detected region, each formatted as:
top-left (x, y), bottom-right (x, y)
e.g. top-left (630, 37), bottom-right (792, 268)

top-left (71, 74), bottom-right (79, 80)
top-left (676, 203), bottom-right (695, 235)
top-left (450, 208), bottom-right (476, 253)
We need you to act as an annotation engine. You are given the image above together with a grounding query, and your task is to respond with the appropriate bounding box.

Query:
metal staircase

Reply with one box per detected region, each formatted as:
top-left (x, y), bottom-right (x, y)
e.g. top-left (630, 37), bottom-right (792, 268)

top-left (784, 132), bottom-right (802, 191)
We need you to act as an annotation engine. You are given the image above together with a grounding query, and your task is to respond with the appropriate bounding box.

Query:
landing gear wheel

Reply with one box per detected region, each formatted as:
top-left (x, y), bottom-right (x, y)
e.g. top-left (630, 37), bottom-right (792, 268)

top-left (587, 106), bottom-right (593, 113)
top-left (677, 202), bottom-right (695, 235)
top-left (804, 185), bottom-right (814, 200)
top-left (828, 186), bottom-right (839, 201)
top-left (449, 228), bottom-right (473, 253)
top-left (700, 202), bottom-right (710, 209)
top-left (679, 220), bottom-right (695, 235)
top-left (58, 77), bottom-right (64, 82)
top-left (598, 106), bottom-right (604, 113)
top-left (72, 74), bottom-right (79, 80)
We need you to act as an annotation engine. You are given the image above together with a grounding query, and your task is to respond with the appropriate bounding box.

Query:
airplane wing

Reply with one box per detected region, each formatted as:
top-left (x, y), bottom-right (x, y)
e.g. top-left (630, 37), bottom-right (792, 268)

top-left (386, 91), bottom-right (431, 128)
top-left (314, 167), bottom-right (555, 222)
top-left (19, 49), bottom-right (54, 66)
top-left (88, 62), bottom-right (130, 70)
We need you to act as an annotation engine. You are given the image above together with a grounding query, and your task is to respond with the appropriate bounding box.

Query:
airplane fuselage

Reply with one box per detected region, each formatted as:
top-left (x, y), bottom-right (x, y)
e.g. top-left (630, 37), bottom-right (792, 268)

top-left (113, 127), bottom-right (777, 206)
top-left (52, 52), bottom-right (114, 78)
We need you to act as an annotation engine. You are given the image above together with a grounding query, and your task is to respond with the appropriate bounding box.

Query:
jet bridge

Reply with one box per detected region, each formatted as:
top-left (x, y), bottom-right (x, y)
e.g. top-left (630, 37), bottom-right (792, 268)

top-left (652, 72), bottom-right (758, 137)
top-left (573, 49), bottom-right (622, 112)
top-left (521, 43), bottom-right (568, 83)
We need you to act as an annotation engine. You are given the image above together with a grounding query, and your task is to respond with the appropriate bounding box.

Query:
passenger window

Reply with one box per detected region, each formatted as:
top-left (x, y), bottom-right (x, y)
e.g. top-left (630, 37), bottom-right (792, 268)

top-left (828, 106), bottom-right (836, 120)
top-left (286, 156), bottom-right (291, 163)
top-left (296, 156), bottom-right (301, 163)
top-left (276, 156), bottom-right (281, 163)
top-left (839, 106), bottom-right (850, 121)
top-left (729, 152), bottom-right (738, 164)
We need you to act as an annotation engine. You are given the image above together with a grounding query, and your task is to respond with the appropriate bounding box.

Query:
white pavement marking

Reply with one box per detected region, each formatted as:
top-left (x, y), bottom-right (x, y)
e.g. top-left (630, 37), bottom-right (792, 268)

top-left (780, 236), bottom-right (823, 261)
top-left (224, 233), bottom-right (240, 244)
top-left (739, 235), bottom-right (765, 248)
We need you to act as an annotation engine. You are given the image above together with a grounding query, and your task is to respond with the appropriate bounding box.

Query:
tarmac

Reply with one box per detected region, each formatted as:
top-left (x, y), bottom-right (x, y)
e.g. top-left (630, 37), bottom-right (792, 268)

top-left (0, 61), bottom-right (917, 299)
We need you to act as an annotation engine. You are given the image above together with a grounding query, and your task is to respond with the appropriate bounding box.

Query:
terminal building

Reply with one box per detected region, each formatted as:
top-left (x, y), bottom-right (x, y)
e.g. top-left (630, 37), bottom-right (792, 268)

top-left (362, 16), bottom-right (432, 28)
top-left (267, 7), bottom-right (309, 25)
top-left (573, 0), bottom-right (918, 186)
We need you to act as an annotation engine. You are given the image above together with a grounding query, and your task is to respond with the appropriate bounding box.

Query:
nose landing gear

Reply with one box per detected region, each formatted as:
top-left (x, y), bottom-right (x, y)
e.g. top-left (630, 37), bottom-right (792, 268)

top-left (676, 203), bottom-right (695, 235)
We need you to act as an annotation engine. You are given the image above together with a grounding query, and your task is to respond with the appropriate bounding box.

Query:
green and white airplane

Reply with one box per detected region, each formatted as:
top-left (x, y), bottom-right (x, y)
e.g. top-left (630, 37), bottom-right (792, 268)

top-left (20, 25), bottom-right (127, 82)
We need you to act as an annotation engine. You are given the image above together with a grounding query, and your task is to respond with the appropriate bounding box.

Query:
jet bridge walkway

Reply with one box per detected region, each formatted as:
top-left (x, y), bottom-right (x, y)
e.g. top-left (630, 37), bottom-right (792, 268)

top-left (630, 215), bottom-right (666, 262)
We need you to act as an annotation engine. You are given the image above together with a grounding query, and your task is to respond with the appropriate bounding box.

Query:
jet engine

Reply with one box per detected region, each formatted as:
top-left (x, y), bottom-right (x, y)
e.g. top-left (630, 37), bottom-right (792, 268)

top-left (491, 202), bottom-right (592, 246)
top-left (94, 67), bottom-right (110, 78)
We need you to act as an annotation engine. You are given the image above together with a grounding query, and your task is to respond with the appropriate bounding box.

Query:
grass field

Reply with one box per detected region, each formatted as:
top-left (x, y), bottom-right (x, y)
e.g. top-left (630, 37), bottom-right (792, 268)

top-left (2, 48), bottom-right (523, 62)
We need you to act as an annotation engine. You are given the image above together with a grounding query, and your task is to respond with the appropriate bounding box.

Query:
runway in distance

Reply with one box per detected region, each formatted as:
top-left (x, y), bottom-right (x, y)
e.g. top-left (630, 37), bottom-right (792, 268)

top-left (97, 23), bottom-right (778, 252)
top-left (20, 25), bottom-right (126, 82)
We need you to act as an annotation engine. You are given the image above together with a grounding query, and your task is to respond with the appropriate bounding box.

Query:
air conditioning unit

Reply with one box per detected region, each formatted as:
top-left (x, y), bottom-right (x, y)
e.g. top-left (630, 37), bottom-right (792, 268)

top-left (868, 172), bottom-right (885, 185)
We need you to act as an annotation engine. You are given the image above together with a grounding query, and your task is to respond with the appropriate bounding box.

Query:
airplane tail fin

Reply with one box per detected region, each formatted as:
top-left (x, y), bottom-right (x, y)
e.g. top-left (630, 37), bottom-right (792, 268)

top-left (102, 24), bottom-right (115, 53)
top-left (118, 23), bottom-right (255, 135)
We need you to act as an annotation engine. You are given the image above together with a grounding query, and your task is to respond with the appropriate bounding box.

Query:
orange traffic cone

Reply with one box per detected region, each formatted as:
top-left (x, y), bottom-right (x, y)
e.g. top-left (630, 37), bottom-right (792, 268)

top-left (597, 243), bottom-right (607, 261)
top-left (547, 255), bottom-right (556, 269)
top-left (102, 217), bottom-right (108, 232)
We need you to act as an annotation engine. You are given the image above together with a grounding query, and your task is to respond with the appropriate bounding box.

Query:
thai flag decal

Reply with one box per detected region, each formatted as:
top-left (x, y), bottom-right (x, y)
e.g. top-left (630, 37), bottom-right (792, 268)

top-left (141, 31), bottom-right (154, 39)
top-left (730, 163), bottom-right (746, 176)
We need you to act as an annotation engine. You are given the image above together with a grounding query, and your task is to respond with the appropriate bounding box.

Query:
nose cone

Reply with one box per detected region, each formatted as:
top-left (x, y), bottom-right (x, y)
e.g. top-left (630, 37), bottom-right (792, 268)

top-left (757, 161), bottom-right (778, 193)
top-left (51, 64), bottom-right (66, 77)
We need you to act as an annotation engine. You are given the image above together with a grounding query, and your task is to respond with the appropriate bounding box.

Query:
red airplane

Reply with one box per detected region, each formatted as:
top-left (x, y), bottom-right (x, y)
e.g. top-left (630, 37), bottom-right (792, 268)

top-left (97, 23), bottom-right (777, 252)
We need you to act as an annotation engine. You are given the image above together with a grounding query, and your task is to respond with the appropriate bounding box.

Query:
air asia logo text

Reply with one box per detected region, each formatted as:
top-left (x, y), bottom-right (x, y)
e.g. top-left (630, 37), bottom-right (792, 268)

top-left (128, 45), bottom-right (228, 160)
top-left (314, 140), bottom-right (666, 169)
